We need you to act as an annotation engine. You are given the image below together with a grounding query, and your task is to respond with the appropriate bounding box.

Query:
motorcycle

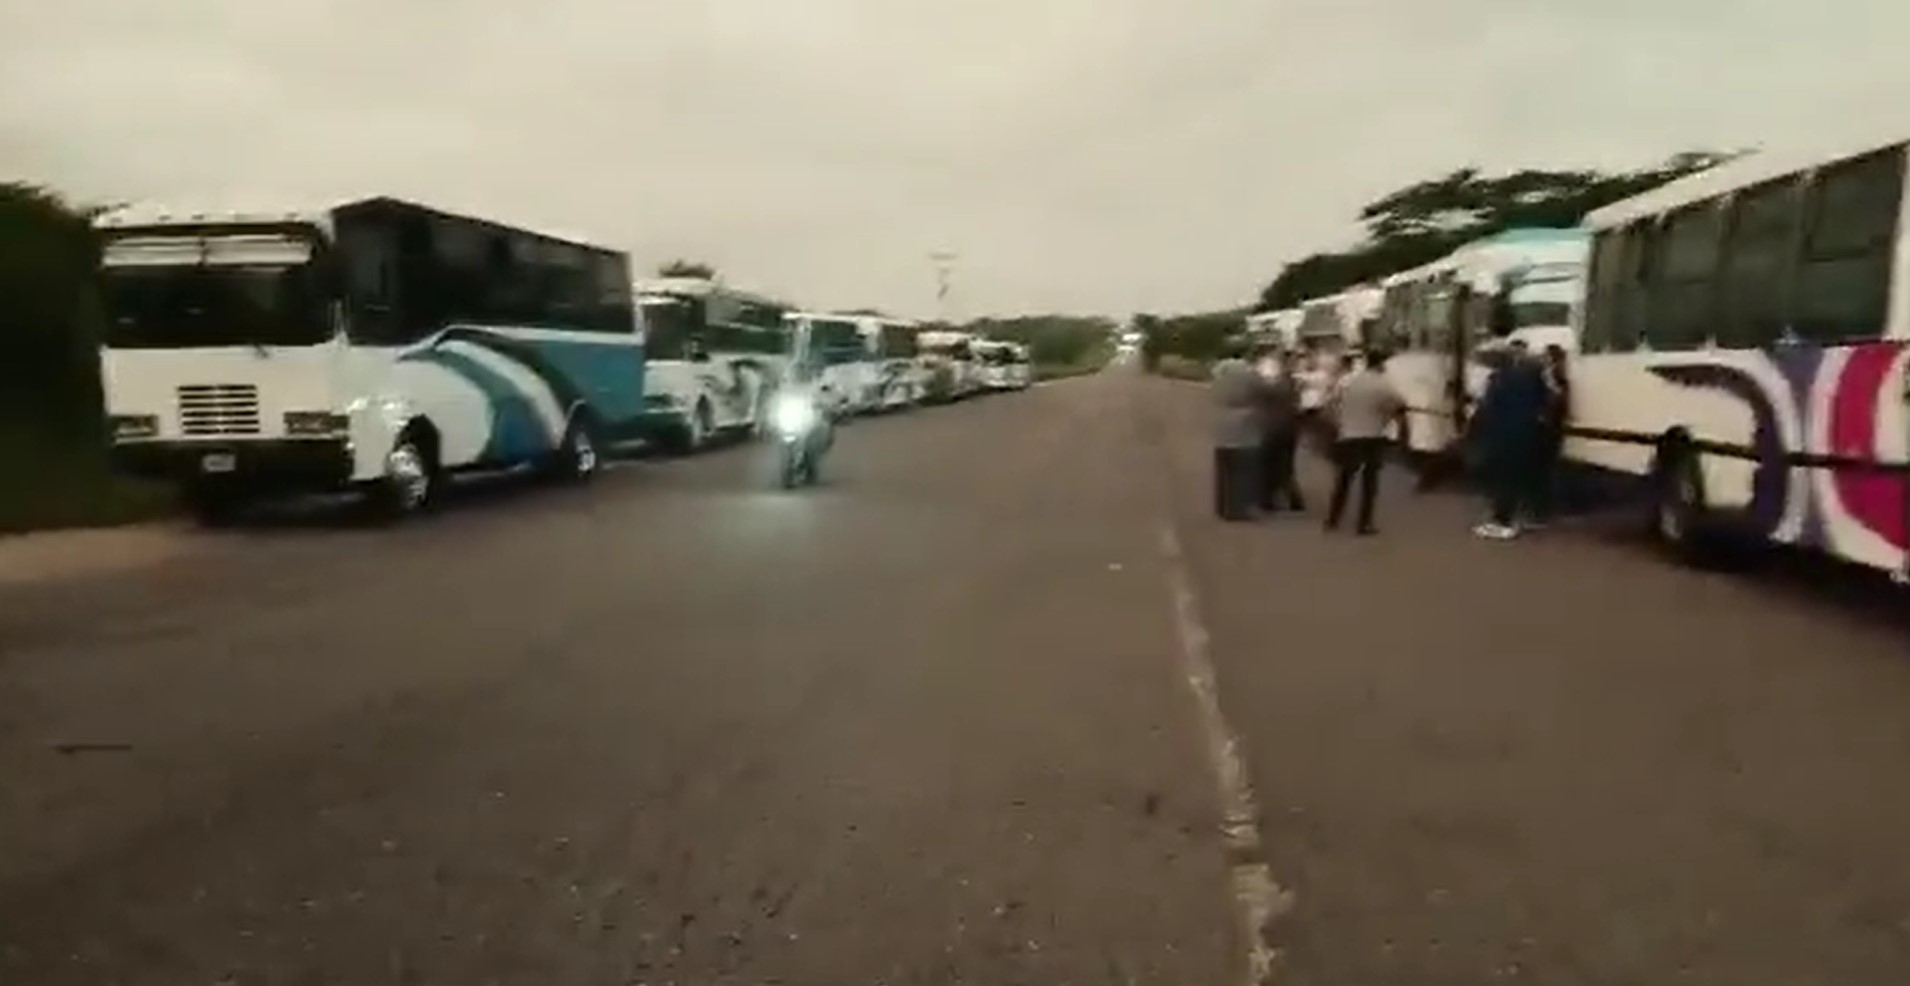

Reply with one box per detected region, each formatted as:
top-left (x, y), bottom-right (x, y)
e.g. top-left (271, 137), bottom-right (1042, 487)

top-left (771, 389), bottom-right (829, 488)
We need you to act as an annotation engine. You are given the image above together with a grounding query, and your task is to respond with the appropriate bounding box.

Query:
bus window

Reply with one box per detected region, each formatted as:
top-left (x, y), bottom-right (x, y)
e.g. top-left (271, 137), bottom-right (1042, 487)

top-left (1714, 178), bottom-right (1800, 349)
top-left (1793, 145), bottom-right (1905, 344)
top-left (1645, 202), bottom-right (1723, 352)
top-left (1608, 222), bottom-right (1653, 353)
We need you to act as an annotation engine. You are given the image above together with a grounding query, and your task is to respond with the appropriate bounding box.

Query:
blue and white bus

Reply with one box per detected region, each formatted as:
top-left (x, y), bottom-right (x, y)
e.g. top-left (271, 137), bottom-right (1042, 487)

top-left (97, 197), bottom-right (644, 523)
top-left (635, 277), bottom-right (792, 451)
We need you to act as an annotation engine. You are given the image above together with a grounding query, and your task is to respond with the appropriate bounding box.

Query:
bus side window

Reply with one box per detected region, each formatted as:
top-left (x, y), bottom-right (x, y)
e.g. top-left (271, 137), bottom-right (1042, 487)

top-left (1715, 177), bottom-right (1800, 349)
top-left (1645, 202), bottom-right (1723, 352)
top-left (1581, 229), bottom-right (1624, 353)
top-left (1608, 222), bottom-right (1652, 353)
top-left (1792, 144), bottom-right (1905, 344)
top-left (341, 224), bottom-right (401, 344)
top-left (593, 253), bottom-right (633, 334)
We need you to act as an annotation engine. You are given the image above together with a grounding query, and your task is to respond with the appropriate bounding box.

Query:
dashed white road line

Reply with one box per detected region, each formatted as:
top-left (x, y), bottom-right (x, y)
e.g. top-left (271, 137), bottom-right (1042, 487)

top-left (1158, 522), bottom-right (1293, 985)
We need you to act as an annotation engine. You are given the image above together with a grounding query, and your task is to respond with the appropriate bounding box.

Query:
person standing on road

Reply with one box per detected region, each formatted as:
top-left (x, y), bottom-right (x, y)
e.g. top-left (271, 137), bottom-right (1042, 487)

top-left (1255, 348), bottom-right (1306, 513)
top-left (1529, 344), bottom-right (1573, 527)
top-left (1470, 341), bottom-right (1550, 540)
top-left (1209, 338), bottom-right (1268, 521)
top-left (1322, 349), bottom-right (1404, 536)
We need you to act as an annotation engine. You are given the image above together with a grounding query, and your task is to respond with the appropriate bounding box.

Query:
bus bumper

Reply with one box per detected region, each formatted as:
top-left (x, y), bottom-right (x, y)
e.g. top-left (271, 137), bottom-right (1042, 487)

top-left (110, 439), bottom-right (354, 492)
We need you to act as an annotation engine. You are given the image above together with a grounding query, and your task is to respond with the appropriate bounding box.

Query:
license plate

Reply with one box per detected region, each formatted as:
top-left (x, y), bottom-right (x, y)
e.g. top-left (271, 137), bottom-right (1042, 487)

top-left (200, 453), bottom-right (237, 474)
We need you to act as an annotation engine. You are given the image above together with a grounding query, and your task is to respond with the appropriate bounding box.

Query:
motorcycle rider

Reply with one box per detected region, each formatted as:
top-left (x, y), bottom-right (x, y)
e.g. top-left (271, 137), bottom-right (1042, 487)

top-left (779, 349), bottom-right (838, 457)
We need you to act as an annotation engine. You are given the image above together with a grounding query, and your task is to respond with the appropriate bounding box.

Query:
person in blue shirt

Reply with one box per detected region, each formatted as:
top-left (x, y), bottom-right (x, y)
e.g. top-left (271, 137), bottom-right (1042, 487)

top-left (1470, 341), bottom-right (1550, 540)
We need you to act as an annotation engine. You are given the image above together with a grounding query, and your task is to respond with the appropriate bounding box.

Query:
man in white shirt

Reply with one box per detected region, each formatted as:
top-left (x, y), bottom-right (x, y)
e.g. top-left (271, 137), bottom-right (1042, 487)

top-left (1323, 349), bottom-right (1405, 536)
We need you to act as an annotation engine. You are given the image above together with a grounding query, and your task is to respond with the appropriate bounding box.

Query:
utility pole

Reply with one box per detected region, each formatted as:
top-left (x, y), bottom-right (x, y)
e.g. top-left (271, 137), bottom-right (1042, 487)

top-left (929, 251), bottom-right (958, 326)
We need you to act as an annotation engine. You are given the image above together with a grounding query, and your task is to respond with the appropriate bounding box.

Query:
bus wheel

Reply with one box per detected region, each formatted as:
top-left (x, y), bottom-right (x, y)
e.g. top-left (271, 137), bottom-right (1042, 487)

top-left (374, 433), bottom-right (435, 520)
top-left (551, 417), bottom-right (600, 483)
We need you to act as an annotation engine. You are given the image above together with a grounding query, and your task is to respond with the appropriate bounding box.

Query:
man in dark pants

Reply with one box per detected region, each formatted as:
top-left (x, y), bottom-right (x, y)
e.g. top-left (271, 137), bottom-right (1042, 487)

top-left (1255, 348), bottom-right (1306, 512)
top-left (1471, 341), bottom-right (1549, 540)
top-left (1323, 349), bottom-right (1404, 535)
top-left (1528, 343), bottom-right (1572, 526)
top-left (1209, 339), bottom-right (1266, 521)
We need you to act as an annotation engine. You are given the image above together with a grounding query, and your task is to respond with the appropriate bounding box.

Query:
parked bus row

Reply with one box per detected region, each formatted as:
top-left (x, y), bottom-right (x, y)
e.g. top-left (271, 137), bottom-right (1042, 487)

top-left (1254, 127), bottom-right (1910, 585)
top-left (92, 197), bottom-right (1033, 524)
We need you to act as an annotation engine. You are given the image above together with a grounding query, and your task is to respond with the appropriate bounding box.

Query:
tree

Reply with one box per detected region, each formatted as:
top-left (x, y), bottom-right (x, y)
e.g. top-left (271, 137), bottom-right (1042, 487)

top-left (1256, 150), bottom-right (1743, 311)
top-left (0, 182), bottom-right (106, 436)
top-left (657, 258), bottom-right (716, 279)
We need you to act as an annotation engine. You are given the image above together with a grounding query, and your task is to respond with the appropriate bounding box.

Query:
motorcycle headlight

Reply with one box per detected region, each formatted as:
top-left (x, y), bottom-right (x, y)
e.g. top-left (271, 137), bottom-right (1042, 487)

top-left (772, 395), bottom-right (816, 434)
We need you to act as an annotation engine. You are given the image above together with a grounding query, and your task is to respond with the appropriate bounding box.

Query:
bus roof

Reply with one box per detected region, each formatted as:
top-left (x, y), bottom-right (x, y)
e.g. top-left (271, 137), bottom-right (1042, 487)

top-left (1588, 135), bottom-right (1910, 230)
top-left (99, 197), bottom-right (623, 256)
top-left (638, 277), bottom-right (791, 309)
top-left (96, 201), bottom-right (339, 232)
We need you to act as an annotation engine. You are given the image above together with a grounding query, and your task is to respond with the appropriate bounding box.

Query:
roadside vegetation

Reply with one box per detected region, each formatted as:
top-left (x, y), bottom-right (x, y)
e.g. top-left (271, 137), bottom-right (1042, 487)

top-left (0, 183), bottom-right (174, 534)
top-left (1137, 150), bottom-right (1737, 376)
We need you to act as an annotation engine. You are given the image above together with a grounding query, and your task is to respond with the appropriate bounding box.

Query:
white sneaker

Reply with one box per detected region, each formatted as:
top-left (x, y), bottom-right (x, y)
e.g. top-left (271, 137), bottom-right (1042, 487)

top-left (1472, 522), bottom-right (1519, 540)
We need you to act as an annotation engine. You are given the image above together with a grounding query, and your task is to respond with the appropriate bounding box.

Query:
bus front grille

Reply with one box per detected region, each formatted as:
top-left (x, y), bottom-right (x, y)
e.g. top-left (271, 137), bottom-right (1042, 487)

top-left (178, 385), bottom-right (261, 436)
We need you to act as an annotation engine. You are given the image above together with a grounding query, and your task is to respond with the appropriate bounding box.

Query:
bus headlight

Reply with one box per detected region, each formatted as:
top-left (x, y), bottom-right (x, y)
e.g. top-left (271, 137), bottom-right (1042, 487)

top-left (110, 414), bottom-right (158, 441)
top-left (284, 411), bottom-right (350, 437)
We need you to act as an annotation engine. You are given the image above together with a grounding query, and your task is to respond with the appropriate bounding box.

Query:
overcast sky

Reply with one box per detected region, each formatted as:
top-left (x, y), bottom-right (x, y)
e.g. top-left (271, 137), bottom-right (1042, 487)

top-left (3, 1), bottom-right (1908, 318)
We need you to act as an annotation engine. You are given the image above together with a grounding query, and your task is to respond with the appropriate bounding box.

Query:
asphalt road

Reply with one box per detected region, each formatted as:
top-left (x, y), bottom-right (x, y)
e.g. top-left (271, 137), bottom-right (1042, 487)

top-left (3, 368), bottom-right (1909, 985)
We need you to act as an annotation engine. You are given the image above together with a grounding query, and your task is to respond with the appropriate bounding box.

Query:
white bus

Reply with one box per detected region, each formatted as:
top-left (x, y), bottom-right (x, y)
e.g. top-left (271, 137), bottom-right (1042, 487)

top-left (918, 329), bottom-right (982, 401)
top-left (786, 312), bottom-right (875, 416)
top-left (1290, 287), bottom-right (1378, 410)
top-left (97, 198), bottom-right (642, 523)
top-left (1244, 307), bottom-right (1302, 351)
top-left (634, 277), bottom-right (791, 452)
top-left (856, 314), bottom-right (927, 411)
top-left (1567, 134), bottom-right (1910, 578)
top-left (974, 339), bottom-right (1033, 390)
top-left (1375, 228), bottom-right (1591, 467)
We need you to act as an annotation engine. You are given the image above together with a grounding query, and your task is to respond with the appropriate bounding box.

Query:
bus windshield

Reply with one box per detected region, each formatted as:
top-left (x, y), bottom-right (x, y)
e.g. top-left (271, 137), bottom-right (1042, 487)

top-left (922, 340), bottom-right (969, 358)
top-left (1511, 300), bottom-right (1573, 328)
top-left (811, 319), bottom-right (866, 365)
top-left (640, 298), bottom-right (703, 360)
top-left (100, 262), bottom-right (332, 349)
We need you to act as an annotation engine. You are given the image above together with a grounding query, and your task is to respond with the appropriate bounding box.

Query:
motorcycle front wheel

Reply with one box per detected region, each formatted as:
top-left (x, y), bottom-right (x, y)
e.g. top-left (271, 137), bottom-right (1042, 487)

top-left (780, 444), bottom-right (805, 489)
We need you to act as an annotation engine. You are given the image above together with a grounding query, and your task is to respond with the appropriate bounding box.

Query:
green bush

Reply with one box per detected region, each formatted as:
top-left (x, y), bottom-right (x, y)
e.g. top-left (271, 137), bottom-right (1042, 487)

top-left (0, 183), bottom-right (174, 532)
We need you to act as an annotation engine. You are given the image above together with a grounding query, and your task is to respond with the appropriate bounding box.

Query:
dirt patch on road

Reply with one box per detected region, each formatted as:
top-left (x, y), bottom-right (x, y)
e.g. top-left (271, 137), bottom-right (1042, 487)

top-left (0, 525), bottom-right (195, 588)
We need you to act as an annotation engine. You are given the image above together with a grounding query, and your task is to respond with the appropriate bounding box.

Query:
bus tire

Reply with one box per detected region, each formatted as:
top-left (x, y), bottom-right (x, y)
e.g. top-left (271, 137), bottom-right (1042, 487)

top-left (372, 426), bottom-right (437, 521)
top-left (549, 413), bottom-right (601, 484)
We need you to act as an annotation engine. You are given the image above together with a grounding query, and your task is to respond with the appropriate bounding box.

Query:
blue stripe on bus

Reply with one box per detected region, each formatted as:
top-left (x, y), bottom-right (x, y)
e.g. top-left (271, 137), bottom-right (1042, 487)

top-left (518, 337), bottom-right (648, 424)
top-left (437, 327), bottom-right (648, 430)
top-left (404, 348), bottom-right (552, 463)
